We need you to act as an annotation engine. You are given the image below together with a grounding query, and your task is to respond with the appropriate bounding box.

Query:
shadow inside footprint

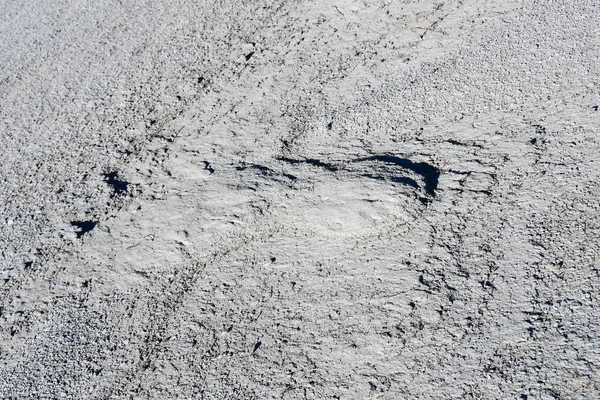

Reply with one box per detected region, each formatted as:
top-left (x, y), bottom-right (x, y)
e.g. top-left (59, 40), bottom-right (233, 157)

top-left (353, 155), bottom-right (440, 196)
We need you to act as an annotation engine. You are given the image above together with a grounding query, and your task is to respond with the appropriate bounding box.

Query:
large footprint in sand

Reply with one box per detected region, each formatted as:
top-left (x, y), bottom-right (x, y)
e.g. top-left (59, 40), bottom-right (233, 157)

top-left (221, 154), bottom-right (439, 242)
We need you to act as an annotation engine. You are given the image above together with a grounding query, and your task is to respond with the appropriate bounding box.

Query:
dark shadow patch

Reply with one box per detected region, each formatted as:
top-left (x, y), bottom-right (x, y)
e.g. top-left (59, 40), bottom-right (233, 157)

top-left (237, 164), bottom-right (271, 174)
top-left (103, 172), bottom-right (129, 196)
top-left (245, 51), bottom-right (255, 61)
top-left (418, 196), bottom-right (432, 205)
top-left (71, 221), bottom-right (97, 238)
top-left (446, 139), bottom-right (484, 149)
top-left (389, 176), bottom-right (420, 189)
top-left (252, 340), bottom-right (262, 353)
top-left (355, 155), bottom-right (440, 196)
top-left (277, 157), bottom-right (339, 172)
top-left (203, 161), bottom-right (215, 174)
top-left (447, 169), bottom-right (471, 176)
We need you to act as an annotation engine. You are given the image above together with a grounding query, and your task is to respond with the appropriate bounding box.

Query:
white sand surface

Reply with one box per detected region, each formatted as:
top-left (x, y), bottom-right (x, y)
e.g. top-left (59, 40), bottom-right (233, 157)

top-left (1, 1), bottom-right (599, 398)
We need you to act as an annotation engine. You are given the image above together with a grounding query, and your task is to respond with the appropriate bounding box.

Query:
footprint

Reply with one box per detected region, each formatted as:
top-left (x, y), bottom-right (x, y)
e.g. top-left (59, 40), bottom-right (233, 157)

top-left (230, 154), bottom-right (438, 240)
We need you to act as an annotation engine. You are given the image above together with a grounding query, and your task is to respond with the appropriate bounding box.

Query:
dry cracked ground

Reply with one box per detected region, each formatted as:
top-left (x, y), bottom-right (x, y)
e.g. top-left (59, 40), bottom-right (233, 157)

top-left (0, 0), bottom-right (599, 399)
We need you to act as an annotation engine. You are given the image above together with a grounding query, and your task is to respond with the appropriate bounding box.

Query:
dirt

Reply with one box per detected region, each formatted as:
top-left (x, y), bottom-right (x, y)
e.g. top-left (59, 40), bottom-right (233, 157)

top-left (0, 0), bottom-right (599, 399)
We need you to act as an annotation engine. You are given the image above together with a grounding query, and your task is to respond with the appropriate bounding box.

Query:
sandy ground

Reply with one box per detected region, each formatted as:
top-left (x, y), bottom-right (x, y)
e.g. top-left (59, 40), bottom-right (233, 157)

top-left (1, 0), bottom-right (599, 398)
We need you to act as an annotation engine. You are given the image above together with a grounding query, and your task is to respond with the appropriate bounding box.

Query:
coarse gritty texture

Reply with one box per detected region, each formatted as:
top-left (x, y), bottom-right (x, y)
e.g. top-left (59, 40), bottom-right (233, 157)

top-left (0, 0), bottom-right (599, 399)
